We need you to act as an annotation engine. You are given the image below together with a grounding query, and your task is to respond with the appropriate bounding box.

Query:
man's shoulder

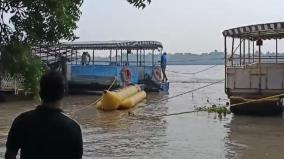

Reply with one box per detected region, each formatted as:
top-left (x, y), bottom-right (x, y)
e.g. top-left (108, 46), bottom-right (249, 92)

top-left (15, 109), bottom-right (37, 121)
top-left (14, 109), bottom-right (80, 127)
top-left (59, 113), bottom-right (81, 129)
top-left (10, 109), bottom-right (37, 128)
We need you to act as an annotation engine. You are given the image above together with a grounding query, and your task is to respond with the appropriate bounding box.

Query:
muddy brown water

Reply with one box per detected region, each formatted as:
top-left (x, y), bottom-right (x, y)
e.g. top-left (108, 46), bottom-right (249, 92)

top-left (0, 65), bottom-right (284, 159)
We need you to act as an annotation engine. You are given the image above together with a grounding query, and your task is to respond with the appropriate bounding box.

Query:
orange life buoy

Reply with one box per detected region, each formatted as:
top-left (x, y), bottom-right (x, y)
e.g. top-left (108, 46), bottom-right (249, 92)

top-left (153, 66), bottom-right (162, 81)
top-left (121, 67), bottom-right (131, 85)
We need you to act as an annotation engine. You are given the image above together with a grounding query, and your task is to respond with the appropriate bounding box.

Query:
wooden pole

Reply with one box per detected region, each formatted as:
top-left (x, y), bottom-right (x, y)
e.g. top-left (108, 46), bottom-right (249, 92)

top-left (92, 50), bottom-right (95, 65)
top-left (239, 39), bottom-right (242, 66)
top-left (75, 49), bottom-right (78, 65)
top-left (231, 38), bottom-right (235, 66)
top-left (243, 39), bottom-right (246, 65)
top-left (110, 50), bottom-right (112, 63)
top-left (152, 49), bottom-right (155, 66)
top-left (116, 49), bottom-right (118, 64)
top-left (143, 49), bottom-right (146, 66)
top-left (137, 49), bottom-right (139, 66)
top-left (276, 38), bottom-right (278, 64)
top-left (140, 50), bottom-right (142, 66)
top-left (224, 36), bottom-right (227, 93)
top-left (258, 44), bottom-right (262, 91)
top-left (126, 50), bottom-right (129, 65)
top-left (120, 49), bottom-right (123, 66)
top-left (248, 40), bottom-right (251, 63)
top-left (259, 45), bottom-right (261, 64)
top-left (70, 48), bottom-right (72, 65)
top-left (252, 41), bottom-right (255, 63)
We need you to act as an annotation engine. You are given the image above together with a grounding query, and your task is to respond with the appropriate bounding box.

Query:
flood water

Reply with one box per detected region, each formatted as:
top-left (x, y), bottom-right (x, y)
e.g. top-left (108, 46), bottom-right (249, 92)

top-left (1, 65), bottom-right (284, 159)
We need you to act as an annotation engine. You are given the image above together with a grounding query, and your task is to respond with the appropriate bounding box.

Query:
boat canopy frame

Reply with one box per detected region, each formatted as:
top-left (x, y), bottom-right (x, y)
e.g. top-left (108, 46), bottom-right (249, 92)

top-left (33, 41), bottom-right (163, 66)
top-left (62, 41), bottom-right (163, 50)
top-left (223, 22), bottom-right (284, 68)
top-left (223, 22), bottom-right (284, 40)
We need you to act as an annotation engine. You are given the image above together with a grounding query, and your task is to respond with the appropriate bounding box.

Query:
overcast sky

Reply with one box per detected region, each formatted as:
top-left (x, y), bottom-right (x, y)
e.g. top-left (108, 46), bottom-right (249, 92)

top-left (75, 0), bottom-right (284, 53)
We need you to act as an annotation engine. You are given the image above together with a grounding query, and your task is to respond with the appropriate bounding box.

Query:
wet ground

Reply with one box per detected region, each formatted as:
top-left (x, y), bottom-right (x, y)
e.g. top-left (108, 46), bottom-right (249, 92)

top-left (1, 65), bottom-right (284, 159)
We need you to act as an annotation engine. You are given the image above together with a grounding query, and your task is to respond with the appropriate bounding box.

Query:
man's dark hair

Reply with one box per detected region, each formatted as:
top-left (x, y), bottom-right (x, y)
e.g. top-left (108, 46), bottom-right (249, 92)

top-left (40, 71), bottom-right (65, 103)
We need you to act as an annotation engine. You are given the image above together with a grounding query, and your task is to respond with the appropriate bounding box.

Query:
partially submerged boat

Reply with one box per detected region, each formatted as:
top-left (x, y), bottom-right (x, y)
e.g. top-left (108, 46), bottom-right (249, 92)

top-left (34, 41), bottom-right (169, 93)
top-left (223, 22), bottom-right (284, 115)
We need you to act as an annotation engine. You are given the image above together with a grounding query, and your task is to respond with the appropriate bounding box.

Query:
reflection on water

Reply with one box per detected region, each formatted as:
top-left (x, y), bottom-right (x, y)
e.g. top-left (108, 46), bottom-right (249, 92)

top-left (1, 65), bottom-right (282, 158)
top-left (226, 116), bottom-right (284, 159)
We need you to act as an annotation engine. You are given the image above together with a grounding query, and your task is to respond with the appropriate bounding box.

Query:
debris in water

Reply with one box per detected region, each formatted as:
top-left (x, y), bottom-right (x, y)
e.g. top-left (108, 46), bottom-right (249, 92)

top-left (194, 103), bottom-right (231, 119)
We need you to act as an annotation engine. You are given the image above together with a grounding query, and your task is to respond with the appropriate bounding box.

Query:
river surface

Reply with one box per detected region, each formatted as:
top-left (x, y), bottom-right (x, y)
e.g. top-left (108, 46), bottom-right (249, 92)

top-left (1, 65), bottom-right (284, 159)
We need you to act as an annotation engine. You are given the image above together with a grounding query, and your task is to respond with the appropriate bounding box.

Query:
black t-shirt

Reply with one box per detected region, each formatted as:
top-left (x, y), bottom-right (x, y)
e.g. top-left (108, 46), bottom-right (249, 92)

top-left (6, 106), bottom-right (83, 159)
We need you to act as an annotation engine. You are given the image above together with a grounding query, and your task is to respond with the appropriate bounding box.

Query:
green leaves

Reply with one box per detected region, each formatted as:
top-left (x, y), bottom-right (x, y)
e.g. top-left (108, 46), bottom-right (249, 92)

top-left (127, 0), bottom-right (152, 9)
top-left (1, 0), bottom-right (83, 44)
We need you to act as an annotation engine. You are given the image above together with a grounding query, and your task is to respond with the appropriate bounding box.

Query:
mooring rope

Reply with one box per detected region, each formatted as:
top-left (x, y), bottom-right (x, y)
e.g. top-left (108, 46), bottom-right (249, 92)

top-left (130, 79), bottom-right (225, 117)
top-left (167, 64), bottom-right (219, 75)
top-left (230, 94), bottom-right (284, 107)
top-left (68, 63), bottom-right (222, 116)
top-left (161, 79), bottom-right (224, 102)
top-left (136, 93), bottom-right (284, 118)
top-left (69, 78), bottom-right (117, 115)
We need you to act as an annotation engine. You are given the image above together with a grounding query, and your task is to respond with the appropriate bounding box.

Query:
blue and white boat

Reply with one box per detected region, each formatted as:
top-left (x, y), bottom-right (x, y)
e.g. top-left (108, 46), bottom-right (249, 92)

top-left (34, 41), bottom-right (169, 93)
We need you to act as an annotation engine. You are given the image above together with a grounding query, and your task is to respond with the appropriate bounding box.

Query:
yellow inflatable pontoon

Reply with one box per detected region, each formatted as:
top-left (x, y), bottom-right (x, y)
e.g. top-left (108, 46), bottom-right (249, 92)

top-left (96, 91), bottom-right (120, 111)
top-left (119, 91), bottom-right (146, 110)
top-left (96, 85), bottom-right (146, 111)
top-left (116, 85), bottom-right (141, 99)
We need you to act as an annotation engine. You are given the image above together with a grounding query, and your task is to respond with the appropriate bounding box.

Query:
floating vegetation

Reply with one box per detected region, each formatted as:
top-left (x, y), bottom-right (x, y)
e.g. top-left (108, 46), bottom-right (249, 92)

top-left (194, 102), bottom-right (231, 119)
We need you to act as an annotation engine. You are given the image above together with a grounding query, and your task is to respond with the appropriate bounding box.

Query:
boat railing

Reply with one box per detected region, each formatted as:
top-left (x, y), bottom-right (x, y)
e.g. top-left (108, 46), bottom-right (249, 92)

top-left (226, 56), bottom-right (284, 68)
top-left (69, 60), bottom-right (159, 67)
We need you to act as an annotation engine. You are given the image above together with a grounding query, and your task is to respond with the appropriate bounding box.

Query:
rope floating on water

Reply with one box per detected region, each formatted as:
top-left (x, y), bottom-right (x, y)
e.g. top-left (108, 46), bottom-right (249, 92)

top-left (138, 93), bottom-right (284, 118)
top-left (149, 79), bottom-right (225, 105)
top-left (131, 79), bottom-right (225, 118)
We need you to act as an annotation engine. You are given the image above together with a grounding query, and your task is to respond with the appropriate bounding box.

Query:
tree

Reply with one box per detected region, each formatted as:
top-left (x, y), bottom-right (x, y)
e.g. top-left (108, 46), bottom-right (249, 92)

top-left (127, 0), bottom-right (151, 9)
top-left (0, 0), bottom-right (151, 44)
top-left (0, 0), bottom-right (83, 95)
top-left (0, 0), bottom-right (151, 95)
top-left (0, 0), bottom-right (83, 44)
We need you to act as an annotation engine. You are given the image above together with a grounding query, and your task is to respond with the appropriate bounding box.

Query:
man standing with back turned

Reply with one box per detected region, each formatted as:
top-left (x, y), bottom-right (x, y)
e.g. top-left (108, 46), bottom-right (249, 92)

top-left (161, 52), bottom-right (168, 82)
top-left (5, 71), bottom-right (83, 159)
